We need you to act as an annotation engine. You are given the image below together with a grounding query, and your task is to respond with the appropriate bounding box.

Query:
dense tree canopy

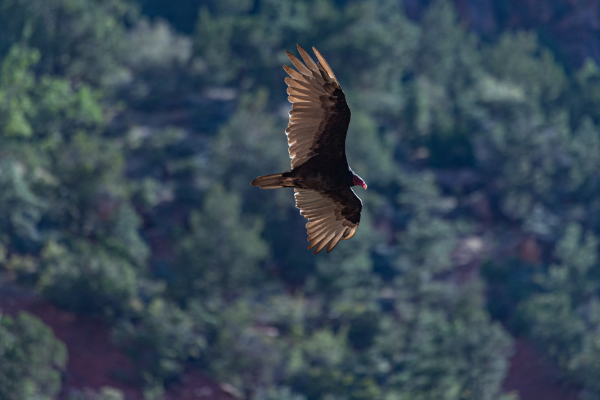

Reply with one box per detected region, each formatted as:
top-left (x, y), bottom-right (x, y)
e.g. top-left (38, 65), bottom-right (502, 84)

top-left (1, 0), bottom-right (600, 399)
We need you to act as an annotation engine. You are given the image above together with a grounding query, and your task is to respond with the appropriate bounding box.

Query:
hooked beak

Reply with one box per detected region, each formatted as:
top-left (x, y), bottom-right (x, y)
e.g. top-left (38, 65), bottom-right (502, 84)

top-left (361, 183), bottom-right (368, 190)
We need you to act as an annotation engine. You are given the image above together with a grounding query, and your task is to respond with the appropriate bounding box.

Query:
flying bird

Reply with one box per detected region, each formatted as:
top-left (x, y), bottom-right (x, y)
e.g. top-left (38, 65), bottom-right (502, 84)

top-left (251, 44), bottom-right (367, 254)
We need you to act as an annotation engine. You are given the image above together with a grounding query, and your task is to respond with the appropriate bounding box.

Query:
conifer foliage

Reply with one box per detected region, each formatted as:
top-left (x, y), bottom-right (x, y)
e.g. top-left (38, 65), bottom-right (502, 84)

top-left (0, 0), bottom-right (599, 399)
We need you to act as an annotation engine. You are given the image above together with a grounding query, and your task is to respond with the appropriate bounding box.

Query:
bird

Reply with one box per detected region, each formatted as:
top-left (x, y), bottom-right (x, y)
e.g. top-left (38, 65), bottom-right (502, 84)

top-left (251, 44), bottom-right (367, 254)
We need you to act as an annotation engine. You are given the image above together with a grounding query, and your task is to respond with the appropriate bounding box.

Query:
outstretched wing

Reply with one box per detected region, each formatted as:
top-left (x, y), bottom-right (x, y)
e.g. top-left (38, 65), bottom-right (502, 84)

top-left (284, 44), bottom-right (351, 169)
top-left (294, 187), bottom-right (362, 254)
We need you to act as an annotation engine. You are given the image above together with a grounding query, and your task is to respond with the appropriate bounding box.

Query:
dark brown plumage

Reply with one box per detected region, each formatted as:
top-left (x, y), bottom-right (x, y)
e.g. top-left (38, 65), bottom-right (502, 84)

top-left (251, 44), bottom-right (366, 254)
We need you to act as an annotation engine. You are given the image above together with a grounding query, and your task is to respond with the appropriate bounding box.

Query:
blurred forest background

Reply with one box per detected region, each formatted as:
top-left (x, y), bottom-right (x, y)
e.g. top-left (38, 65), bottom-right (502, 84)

top-left (2, 0), bottom-right (600, 399)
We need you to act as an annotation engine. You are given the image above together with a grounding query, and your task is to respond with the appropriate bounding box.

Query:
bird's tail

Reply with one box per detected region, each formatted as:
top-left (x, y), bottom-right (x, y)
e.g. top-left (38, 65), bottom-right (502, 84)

top-left (251, 173), bottom-right (293, 189)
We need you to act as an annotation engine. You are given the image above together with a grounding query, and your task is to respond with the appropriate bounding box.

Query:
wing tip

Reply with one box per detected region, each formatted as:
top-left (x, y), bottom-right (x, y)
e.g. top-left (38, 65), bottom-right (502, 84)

top-left (311, 46), bottom-right (338, 84)
top-left (297, 44), bottom-right (319, 72)
top-left (342, 224), bottom-right (359, 240)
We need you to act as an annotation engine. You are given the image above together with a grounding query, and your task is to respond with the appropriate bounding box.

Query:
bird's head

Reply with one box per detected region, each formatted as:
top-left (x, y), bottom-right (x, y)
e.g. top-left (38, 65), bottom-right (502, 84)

top-left (352, 174), bottom-right (367, 190)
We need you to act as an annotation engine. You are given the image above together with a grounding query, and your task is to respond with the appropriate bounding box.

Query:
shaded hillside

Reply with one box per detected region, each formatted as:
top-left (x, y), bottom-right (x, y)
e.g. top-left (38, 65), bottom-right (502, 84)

top-left (2, 1), bottom-right (600, 399)
top-left (0, 281), bottom-right (580, 400)
top-left (138, 0), bottom-right (600, 69)
top-left (0, 282), bottom-right (233, 400)
top-left (404, 0), bottom-right (600, 68)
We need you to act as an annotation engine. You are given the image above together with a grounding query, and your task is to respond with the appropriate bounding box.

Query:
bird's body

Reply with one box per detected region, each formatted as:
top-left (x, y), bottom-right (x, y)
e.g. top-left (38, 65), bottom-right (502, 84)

top-left (289, 157), bottom-right (354, 190)
top-left (251, 44), bottom-right (366, 254)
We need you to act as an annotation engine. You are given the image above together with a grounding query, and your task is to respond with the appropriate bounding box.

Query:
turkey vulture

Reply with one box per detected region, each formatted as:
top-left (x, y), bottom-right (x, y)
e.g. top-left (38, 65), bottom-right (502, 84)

top-left (251, 44), bottom-right (366, 254)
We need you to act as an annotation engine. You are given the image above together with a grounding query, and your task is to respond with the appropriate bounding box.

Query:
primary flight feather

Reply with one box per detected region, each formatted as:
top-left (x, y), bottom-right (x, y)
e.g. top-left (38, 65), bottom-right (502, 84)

top-left (251, 44), bottom-right (366, 254)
